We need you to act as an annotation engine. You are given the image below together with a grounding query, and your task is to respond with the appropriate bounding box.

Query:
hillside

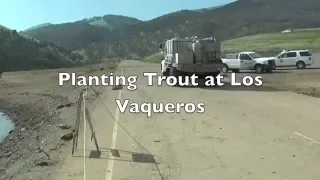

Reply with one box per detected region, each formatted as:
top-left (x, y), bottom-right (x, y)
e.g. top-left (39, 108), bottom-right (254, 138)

top-left (20, 0), bottom-right (320, 59)
top-left (223, 28), bottom-right (320, 55)
top-left (24, 23), bottom-right (52, 31)
top-left (0, 27), bottom-right (81, 71)
top-left (192, 4), bottom-right (226, 12)
top-left (21, 15), bottom-right (142, 50)
top-left (0, 25), bottom-right (10, 31)
top-left (86, 15), bottom-right (142, 29)
top-left (144, 28), bottom-right (320, 63)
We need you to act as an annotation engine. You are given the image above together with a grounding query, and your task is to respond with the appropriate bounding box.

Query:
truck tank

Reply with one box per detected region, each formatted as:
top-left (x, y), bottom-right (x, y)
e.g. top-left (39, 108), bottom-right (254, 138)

top-left (160, 37), bottom-right (223, 79)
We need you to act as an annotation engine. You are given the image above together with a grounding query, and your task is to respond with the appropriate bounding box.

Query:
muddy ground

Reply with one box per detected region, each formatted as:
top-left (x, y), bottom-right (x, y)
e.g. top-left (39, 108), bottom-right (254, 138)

top-left (0, 63), bottom-right (117, 180)
top-left (230, 67), bottom-right (320, 98)
top-left (0, 57), bottom-right (319, 180)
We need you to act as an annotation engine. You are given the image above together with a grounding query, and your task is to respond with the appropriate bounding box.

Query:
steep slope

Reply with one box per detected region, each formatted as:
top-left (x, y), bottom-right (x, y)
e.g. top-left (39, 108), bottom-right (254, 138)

top-left (24, 23), bottom-right (52, 31)
top-left (81, 14), bottom-right (142, 29)
top-left (21, 15), bottom-right (142, 50)
top-left (23, 0), bottom-right (320, 59)
top-left (192, 4), bottom-right (227, 12)
top-left (0, 27), bottom-right (80, 71)
top-left (0, 25), bottom-right (11, 31)
top-left (21, 22), bottom-right (111, 50)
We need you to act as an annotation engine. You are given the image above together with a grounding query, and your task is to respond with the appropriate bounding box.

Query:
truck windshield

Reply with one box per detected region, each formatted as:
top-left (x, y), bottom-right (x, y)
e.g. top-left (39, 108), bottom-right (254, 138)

top-left (249, 53), bottom-right (263, 59)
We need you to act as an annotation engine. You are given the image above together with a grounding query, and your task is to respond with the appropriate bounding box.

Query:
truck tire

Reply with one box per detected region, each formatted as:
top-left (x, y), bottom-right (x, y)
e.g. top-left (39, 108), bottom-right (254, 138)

top-left (169, 67), bottom-right (178, 76)
top-left (210, 72), bottom-right (220, 78)
top-left (296, 61), bottom-right (306, 69)
top-left (266, 69), bottom-right (272, 73)
top-left (169, 67), bottom-right (180, 86)
top-left (222, 64), bottom-right (229, 73)
top-left (254, 64), bottom-right (263, 74)
top-left (162, 69), bottom-right (169, 76)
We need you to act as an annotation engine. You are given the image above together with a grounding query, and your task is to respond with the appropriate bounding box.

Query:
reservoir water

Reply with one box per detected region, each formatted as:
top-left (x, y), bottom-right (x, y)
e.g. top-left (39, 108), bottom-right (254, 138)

top-left (0, 112), bottom-right (14, 143)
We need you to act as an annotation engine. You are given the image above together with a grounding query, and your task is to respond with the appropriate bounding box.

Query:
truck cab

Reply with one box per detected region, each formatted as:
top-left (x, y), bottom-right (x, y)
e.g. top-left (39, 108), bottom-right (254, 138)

top-left (221, 52), bottom-right (276, 73)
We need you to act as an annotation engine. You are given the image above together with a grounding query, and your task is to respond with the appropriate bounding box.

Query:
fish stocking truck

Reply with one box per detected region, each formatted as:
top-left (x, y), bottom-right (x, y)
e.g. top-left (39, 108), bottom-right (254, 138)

top-left (159, 37), bottom-right (223, 86)
top-left (221, 52), bottom-right (276, 74)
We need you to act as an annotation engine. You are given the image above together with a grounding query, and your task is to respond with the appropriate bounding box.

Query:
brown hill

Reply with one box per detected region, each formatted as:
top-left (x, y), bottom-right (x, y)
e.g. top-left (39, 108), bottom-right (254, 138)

top-left (17, 0), bottom-right (320, 59)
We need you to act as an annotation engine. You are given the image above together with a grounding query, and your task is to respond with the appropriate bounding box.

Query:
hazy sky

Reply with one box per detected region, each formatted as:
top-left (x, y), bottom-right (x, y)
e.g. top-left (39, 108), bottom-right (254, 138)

top-left (0, 0), bottom-right (235, 31)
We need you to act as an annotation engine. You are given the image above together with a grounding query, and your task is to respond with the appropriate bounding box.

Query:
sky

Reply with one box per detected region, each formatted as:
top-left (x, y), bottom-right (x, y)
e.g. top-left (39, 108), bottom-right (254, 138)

top-left (0, 0), bottom-right (235, 31)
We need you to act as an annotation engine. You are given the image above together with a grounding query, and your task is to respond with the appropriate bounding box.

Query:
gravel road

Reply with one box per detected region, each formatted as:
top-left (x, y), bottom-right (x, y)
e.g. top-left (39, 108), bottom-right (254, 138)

top-left (51, 60), bottom-right (320, 180)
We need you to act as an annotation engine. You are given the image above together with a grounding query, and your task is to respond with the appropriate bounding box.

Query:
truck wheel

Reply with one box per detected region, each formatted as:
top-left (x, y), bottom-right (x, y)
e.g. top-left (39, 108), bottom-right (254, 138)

top-left (169, 67), bottom-right (180, 86)
top-left (254, 65), bottom-right (263, 74)
top-left (210, 72), bottom-right (220, 78)
top-left (296, 61), bottom-right (306, 69)
top-left (179, 72), bottom-right (189, 86)
top-left (162, 69), bottom-right (169, 76)
top-left (169, 67), bottom-right (178, 76)
top-left (266, 69), bottom-right (272, 73)
top-left (222, 64), bottom-right (229, 73)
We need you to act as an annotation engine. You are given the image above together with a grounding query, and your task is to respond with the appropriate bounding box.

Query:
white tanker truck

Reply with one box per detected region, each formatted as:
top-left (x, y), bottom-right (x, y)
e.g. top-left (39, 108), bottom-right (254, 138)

top-left (159, 37), bottom-right (223, 83)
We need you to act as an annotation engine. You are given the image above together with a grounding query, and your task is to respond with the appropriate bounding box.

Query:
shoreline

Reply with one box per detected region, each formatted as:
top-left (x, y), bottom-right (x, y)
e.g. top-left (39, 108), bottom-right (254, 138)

top-left (0, 65), bottom-right (108, 180)
top-left (0, 100), bottom-right (24, 144)
top-left (0, 96), bottom-right (64, 179)
top-left (0, 67), bottom-right (90, 180)
top-left (0, 90), bottom-right (86, 180)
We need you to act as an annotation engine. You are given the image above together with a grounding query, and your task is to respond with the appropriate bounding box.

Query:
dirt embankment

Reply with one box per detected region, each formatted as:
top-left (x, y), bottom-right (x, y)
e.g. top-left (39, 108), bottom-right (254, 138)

top-left (0, 63), bottom-right (116, 180)
top-left (262, 69), bottom-right (320, 98)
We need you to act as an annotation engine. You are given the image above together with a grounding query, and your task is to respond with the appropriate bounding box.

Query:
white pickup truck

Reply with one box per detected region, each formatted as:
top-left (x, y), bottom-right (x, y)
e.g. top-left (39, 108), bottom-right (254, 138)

top-left (221, 52), bottom-right (276, 73)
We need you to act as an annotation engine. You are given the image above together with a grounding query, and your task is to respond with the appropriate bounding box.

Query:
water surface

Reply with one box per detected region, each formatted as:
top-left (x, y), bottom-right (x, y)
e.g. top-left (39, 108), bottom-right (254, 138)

top-left (0, 112), bottom-right (14, 142)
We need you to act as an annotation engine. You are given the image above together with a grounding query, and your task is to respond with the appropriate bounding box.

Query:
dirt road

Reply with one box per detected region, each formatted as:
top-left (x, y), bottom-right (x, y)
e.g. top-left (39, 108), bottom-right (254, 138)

top-left (51, 60), bottom-right (320, 180)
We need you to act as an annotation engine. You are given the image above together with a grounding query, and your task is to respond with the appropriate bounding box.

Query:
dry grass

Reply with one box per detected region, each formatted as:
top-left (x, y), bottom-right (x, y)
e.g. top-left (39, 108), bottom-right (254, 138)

top-left (222, 29), bottom-right (320, 54)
